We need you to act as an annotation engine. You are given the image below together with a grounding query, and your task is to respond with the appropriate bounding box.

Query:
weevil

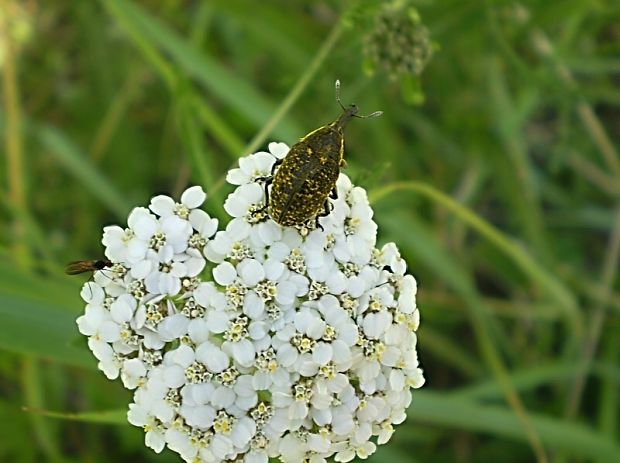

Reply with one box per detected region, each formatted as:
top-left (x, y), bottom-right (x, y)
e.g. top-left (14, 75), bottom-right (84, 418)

top-left (65, 259), bottom-right (112, 275)
top-left (265, 80), bottom-right (382, 228)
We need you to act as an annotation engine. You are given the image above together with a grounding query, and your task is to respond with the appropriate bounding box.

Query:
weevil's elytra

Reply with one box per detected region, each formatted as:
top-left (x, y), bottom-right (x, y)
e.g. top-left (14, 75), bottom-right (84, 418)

top-left (267, 81), bottom-right (382, 228)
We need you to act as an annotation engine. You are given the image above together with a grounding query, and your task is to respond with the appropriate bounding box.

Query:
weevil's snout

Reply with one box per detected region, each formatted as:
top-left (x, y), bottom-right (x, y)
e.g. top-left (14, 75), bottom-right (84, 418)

top-left (336, 104), bottom-right (359, 130)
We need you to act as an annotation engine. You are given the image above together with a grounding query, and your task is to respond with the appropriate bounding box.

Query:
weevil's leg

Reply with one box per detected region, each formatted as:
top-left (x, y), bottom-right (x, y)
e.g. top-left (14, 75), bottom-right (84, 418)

top-left (314, 198), bottom-right (333, 231)
top-left (329, 187), bottom-right (338, 200)
top-left (314, 215), bottom-right (324, 232)
top-left (254, 158), bottom-right (282, 184)
top-left (270, 158), bottom-right (283, 175)
top-left (262, 176), bottom-right (273, 208)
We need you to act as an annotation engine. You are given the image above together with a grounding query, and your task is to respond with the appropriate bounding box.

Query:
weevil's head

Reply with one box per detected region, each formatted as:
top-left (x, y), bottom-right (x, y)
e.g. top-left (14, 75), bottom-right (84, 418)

top-left (332, 80), bottom-right (383, 131)
top-left (334, 104), bottom-right (359, 131)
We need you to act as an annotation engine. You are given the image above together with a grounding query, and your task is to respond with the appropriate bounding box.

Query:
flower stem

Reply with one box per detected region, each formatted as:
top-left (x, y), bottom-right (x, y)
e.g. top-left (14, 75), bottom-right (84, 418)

top-left (243, 18), bottom-right (345, 156)
top-left (1, 0), bottom-right (29, 267)
top-left (207, 8), bottom-right (348, 200)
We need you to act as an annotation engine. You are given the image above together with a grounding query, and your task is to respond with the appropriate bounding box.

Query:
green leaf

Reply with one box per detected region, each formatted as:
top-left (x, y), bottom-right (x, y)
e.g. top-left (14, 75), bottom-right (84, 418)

top-left (370, 181), bottom-right (580, 333)
top-left (34, 124), bottom-right (130, 219)
top-left (104, 0), bottom-right (302, 143)
top-left (411, 391), bottom-right (620, 461)
top-left (0, 272), bottom-right (93, 368)
top-left (24, 407), bottom-right (127, 425)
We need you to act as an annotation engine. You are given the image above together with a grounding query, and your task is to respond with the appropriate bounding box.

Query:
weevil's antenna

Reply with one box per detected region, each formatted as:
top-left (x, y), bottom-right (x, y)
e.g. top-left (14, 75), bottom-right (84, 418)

top-left (335, 79), bottom-right (383, 119)
top-left (335, 79), bottom-right (346, 112)
top-left (354, 110), bottom-right (383, 119)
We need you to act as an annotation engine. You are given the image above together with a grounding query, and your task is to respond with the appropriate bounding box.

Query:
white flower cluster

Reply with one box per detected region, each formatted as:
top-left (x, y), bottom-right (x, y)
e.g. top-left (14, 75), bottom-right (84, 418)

top-left (77, 142), bottom-right (424, 463)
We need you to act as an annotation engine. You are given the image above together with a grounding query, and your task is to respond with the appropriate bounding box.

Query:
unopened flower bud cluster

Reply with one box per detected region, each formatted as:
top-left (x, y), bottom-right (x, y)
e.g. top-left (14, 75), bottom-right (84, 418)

top-left (77, 142), bottom-right (424, 463)
top-left (364, 1), bottom-right (433, 78)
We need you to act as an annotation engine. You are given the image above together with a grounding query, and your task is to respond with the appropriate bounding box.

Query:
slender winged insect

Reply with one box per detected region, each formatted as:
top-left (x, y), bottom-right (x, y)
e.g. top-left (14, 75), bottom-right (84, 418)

top-left (65, 259), bottom-right (112, 275)
top-left (66, 260), bottom-right (115, 300)
top-left (265, 80), bottom-right (382, 228)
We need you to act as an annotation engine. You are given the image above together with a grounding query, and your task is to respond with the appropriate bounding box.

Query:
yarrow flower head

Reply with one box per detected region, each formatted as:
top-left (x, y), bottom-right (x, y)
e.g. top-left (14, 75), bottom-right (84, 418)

top-left (77, 141), bottom-right (424, 463)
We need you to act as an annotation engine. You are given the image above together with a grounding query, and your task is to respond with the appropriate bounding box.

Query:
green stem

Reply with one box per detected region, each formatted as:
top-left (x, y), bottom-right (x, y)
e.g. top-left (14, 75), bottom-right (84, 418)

top-left (207, 11), bottom-right (348, 198)
top-left (565, 204), bottom-right (620, 418)
top-left (243, 19), bottom-right (345, 155)
top-left (2, 0), bottom-right (29, 267)
top-left (369, 181), bottom-right (580, 334)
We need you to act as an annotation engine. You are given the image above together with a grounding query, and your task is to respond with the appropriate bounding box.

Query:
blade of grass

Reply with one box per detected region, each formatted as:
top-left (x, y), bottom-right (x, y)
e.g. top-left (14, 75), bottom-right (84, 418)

top-left (565, 204), bottom-right (620, 418)
top-left (411, 391), bottom-right (620, 461)
top-left (192, 96), bottom-right (245, 159)
top-left (1, 9), bottom-right (61, 459)
top-left (104, 0), bottom-right (301, 141)
top-left (1, 0), bottom-right (28, 266)
top-left (452, 362), bottom-right (589, 401)
top-left (207, 5), bottom-right (350, 197)
top-left (0, 185), bottom-right (61, 273)
top-left (174, 88), bottom-right (216, 190)
top-left (599, 337), bottom-right (619, 437)
top-left (531, 28), bottom-right (620, 177)
top-left (379, 213), bottom-right (548, 462)
top-left (22, 359), bottom-right (63, 462)
top-left (243, 15), bottom-right (345, 155)
top-left (90, 70), bottom-right (146, 163)
top-left (487, 61), bottom-right (551, 264)
top-left (23, 407), bottom-right (126, 425)
top-left (423, 290), bottom-right (566, 320)
top-left (421, 325), bottom-right (484, 378)
top-left (0, 292), bottom-right (93, 369)
top-left (370, 181), bottom-right (580, 334)
top-left (34, 123), bottom-right (130, 218)
top-left (0, 260), bottom-right (78, 309)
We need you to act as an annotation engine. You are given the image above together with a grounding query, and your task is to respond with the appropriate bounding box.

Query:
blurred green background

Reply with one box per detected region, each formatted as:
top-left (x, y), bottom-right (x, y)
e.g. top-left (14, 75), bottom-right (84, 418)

top-left (1, 0), bottom-right (619, 462)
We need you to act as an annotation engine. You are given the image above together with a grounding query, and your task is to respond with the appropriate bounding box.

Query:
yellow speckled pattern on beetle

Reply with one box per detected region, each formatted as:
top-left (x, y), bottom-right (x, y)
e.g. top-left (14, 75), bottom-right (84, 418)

top-left (268, 117), bottom-right (347, 227)
top-left (268, 83), bottom-right (381, 227)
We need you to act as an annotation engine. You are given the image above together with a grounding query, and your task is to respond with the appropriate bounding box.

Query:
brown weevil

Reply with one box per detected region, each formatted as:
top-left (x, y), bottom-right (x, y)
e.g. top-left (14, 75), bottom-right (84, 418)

top-left (266, 80), bottom-right (382, 228)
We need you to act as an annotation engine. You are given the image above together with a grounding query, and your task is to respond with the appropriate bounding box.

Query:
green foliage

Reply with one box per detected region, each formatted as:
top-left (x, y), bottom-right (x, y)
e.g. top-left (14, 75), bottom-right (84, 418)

top-left (1, 0), bottom-right (619, 462)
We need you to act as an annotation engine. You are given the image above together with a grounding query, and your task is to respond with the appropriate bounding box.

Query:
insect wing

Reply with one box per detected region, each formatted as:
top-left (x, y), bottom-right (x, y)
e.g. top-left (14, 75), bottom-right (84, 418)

top-left (65, 260), bottom-right (96, 275)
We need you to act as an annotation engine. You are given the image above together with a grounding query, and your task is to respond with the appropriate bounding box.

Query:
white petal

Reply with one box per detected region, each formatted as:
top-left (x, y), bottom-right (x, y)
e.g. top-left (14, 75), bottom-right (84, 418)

top-left (224, 192), bottom-right (249, 217)
top-left (158, 314), bottom-right (189, 341)
top-left (162, 365), bottom-right (186, 388)
top-left (213, 262), bottom-right (237, 286)
top-left (312, 343), bottom-right (332, 365)
top-left (237, 259), bottom-right (264, 287)
top-left (232, 339), bottom-right (255, 367)
top-left (243, 291), bottom-right (265, 319)
top-left (171, 344), bottom-right (195, 367)
top-left (99, 321), bottom-right (121, 342)
top-left (189, 209), bottom-right (218, 237)
top-left (275, 281), bottom-right (296, 305)
top-left (110, 296), bottom-right (135, 323)
top-left (268, 142), bottom-right (289, 159)
top-left (80, 282), bottom-right (104, 304)
top-left (211, 386), bottom-right (236, 408)
top-left (128, 208), bottom-right (157, 239)
top-left (145, 430), bottom-right (166, 453)
top-left (206, 310), bottom-right (229, 333)
top-left (149, 195), bottom-right (175, 217)
top-left (181, 186), bottom-right (206, 208)
top-left (196, 343), bottom-right (229, 373)
top-left (263, 259), bottom-right (285, 281)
